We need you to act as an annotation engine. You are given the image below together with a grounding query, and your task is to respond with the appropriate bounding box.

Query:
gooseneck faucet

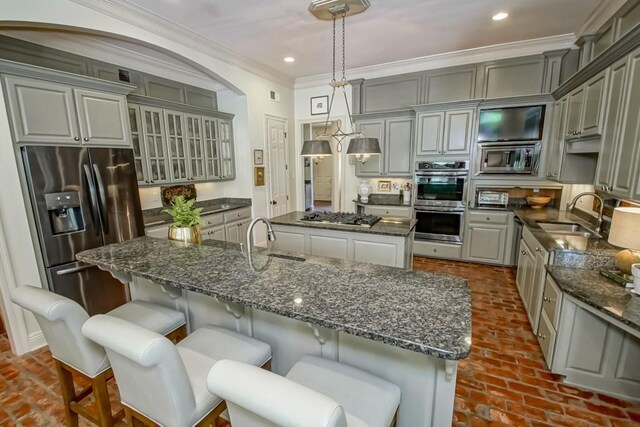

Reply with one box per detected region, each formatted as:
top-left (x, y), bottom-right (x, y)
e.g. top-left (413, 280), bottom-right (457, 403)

top-left (567, 192), bottom-right (605, 234)
top-left (246, 217), bottom-right (277, 255)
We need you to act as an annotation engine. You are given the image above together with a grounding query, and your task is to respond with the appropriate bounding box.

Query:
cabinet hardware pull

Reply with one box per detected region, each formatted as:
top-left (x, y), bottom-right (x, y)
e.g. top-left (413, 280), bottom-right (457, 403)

top-left (543, 296), bottom-right (550, 302)
top-left (538, 333), bottom-right (546, 340)
top-left (469, 225), bottom-right (472, 229)
top-left (535, 247), bottom-right (541, 252)
top-left (74, 137), bottom-right (80, 141)
top-left (83, 137), bottom-right (89, 141)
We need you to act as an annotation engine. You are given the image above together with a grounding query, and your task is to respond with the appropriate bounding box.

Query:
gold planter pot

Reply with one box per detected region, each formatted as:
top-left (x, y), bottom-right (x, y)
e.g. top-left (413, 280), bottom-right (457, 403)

top-left (168, 225), bottom-right (202, 245)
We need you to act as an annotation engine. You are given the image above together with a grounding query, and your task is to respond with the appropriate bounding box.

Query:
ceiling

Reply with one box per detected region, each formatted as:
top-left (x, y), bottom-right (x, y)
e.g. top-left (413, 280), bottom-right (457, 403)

top-left (124, 0), bottom-right (604, 79)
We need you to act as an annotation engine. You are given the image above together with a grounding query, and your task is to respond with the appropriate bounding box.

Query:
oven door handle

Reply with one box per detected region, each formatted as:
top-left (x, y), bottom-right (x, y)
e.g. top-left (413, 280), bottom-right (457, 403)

top-left (413, 207), bottom-right (466, 213)
top-left (415, 171), bottom-right (469, 177)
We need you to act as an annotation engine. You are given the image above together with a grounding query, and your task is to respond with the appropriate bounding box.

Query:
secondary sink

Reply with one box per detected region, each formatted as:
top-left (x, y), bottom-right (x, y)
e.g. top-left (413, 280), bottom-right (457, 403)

top-left (536, 221), bottom-right (600, 237)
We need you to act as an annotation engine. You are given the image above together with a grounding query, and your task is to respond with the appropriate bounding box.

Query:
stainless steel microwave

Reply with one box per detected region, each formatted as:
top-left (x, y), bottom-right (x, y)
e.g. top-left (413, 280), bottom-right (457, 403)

top-left (476, 143), bottom-right (541, 175)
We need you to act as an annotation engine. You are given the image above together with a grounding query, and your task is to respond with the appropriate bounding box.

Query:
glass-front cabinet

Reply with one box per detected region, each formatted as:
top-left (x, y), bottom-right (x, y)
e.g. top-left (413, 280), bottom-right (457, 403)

top-left (128, 103), bottom-right (235, 186)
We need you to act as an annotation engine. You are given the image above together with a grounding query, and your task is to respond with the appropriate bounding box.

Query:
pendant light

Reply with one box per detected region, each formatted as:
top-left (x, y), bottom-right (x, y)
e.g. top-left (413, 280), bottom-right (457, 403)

top-left (301, 1), bottom-right (380, 164)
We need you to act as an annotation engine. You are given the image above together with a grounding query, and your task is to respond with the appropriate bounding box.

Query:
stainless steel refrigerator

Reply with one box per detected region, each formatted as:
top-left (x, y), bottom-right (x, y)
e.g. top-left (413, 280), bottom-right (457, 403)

top-left (22, 146), bottom-right (144, 315)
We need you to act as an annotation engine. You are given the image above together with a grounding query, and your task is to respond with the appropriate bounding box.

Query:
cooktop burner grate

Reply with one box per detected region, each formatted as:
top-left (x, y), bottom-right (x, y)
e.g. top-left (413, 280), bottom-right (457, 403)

top-left (300, 211), bottom-right (381, 227)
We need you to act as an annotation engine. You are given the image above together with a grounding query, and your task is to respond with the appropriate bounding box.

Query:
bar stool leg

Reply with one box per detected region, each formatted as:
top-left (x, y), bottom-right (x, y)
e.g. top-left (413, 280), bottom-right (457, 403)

top-left (92, 371), bottom-right (114, 427)
top-left (55, 360), bottom-right (79, 427)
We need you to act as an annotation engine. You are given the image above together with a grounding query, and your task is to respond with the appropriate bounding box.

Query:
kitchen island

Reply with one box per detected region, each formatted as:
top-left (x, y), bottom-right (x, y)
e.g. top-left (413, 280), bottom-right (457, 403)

top-left (77, 237), bottom-right (471, 426)
top-left (270, 211), bottom-right (417, 269)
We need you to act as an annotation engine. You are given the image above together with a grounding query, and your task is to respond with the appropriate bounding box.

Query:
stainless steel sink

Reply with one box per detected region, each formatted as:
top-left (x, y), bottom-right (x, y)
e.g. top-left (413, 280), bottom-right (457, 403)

top-left (536, 221), bottom-right (600, 237)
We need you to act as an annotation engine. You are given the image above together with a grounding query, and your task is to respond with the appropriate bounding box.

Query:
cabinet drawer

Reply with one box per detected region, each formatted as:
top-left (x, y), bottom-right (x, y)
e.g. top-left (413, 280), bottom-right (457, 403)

top-left (365, 206), bottom-right (411, 218)
top-left (413, 240), bottom-right (462, 259)
top-left (201, 213), bottom-right (224, 228)
top-left (542, 275), bottom-right (563, 329)
top-left (522, 226), bottom-right (545, 254)
top-left (537, 310), bottom-right (557, 369)
top-left (467, 210), bottom-right (510, 224)
top-left (223, 207), bottom-right (251, 223)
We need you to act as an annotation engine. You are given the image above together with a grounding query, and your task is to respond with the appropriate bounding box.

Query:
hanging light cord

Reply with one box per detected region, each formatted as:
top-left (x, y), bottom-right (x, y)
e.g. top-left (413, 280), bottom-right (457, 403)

top-left (318, 10), bottom-right (361, 152)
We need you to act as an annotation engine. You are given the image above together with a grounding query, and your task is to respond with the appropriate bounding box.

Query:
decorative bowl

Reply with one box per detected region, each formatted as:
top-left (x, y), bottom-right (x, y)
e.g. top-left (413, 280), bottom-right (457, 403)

top-left (526, 196), bottom-right (552, 209)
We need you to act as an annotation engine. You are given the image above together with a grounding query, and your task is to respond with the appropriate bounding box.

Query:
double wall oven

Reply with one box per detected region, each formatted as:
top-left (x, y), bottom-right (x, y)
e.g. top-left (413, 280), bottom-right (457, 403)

top-left (413, 161), bottom-right (469, 243)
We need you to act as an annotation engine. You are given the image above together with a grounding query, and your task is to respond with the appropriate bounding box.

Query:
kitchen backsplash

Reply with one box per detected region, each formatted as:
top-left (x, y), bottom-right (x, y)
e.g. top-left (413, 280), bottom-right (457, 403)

top-left (138, 182), bottom-right (224, 210)
top-left (361, 178), bottom-right (413, 195)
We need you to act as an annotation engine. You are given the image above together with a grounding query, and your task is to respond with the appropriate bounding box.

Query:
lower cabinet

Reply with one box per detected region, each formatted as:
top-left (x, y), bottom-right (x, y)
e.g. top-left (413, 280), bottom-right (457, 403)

top-left (413, 240), bottom-right (462, 259)
top-left (463, 210), bottom-right (512, 265)
top-left (515, 226), bottom-right (550, 333)
top-left (202, 225), bottom-right (225, 241)
top-left (225, 220), bottom-right (250, 244)
top-left (362, 205), bottom-right (411, 218)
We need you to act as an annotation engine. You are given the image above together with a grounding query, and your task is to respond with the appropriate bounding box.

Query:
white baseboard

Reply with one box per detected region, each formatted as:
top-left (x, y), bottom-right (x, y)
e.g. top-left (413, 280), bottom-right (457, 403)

top-left (27, 331), bottom-right (46, 353)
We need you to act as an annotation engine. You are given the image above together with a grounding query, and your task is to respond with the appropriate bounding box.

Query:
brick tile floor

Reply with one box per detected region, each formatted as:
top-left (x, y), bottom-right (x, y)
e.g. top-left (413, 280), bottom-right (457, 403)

top-left (413, 257), bottom-right (640, 426)
top-left (0, 258), bottom-right (638, 426)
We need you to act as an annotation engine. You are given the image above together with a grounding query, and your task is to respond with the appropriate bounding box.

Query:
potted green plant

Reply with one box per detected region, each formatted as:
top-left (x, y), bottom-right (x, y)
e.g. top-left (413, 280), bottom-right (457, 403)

top-left (163, 196), bottom-right (203, 244)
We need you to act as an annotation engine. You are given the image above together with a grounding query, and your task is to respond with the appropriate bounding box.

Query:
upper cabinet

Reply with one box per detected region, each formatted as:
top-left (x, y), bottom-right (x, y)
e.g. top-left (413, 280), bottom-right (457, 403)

top-left (360, 73), bottom-right (423, 113)
top-left (3, 75), bottom-right (130, 146)
top-left (477, 57), bottom-right (546, 99)
top-left (564, 70), bottom-right (609, 139)
top-left (355, 117), bottom-right (414, 177)
top-left (415, 107), bottom-right (475, 157)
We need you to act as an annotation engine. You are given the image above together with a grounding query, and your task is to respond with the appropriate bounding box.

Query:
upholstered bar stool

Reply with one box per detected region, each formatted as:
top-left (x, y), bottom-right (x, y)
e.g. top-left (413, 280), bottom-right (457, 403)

top-left (207, 355), bottom-right (401, 427)
top-left (10, 286), bottom-right (187, 427)
top-left (82, 314), bottom-right (272, 427)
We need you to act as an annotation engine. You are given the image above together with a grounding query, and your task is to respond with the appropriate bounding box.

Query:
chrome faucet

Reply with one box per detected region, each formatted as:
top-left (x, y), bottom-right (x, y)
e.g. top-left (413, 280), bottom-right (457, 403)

top-left (246, 217), bottom-right (277, 255)
top-left (567, 192), bottom-right (605, 234)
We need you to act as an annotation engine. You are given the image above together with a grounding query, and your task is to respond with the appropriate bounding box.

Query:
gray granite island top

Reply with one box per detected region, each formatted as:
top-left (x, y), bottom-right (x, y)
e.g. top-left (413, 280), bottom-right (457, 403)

top-left (77, 237), bottom-right (471, 360)
top-left (546, 265), bottom-right (640, 334)
top-left (271, 211), bottom-right (417, 237)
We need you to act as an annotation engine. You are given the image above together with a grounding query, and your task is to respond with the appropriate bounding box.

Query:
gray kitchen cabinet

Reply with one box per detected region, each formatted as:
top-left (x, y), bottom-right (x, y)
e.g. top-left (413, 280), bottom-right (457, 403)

top-left (415, 108), bottom-right (474, 157)
top-left (360, 73), bottom-right (422, 113)
top-left (538, 275), bottom-right (562, 368)
top-left (478, 56), bottom-right (546, 99)
top-left (73, 89), bottom-right (129, 146)
top-left (3, 76), bottom-right (129, 146)
top-left (595, 57), bottom-right (630, 192)
top-left (464, 224), bottom-right (506, 264)
top-left (516, 239), bottom-right (535, 310)
top-left (611, 47), bottom-right (640, 200)
top-left (356, 117), bottom-right (414, 178)
top-left (202, 117), bottom-right (221, 180)
top-left (218, 119), bottom-right (235, 179)
top-left (144, 224), bottom-right (169, 239)
top-left (225, 219), bottom-right (250, 244)
top-left (139, 105), bottom-right (171, 185)
top-left (515, 226), bottom-right (550, 333)
top-left (362, 206), bottom-right (411, 218)
top-left (164, 111), bottom-right (189, 183)
top-left (202, 225), bottom-right (226, 242)
top-left (127, 105), bottom-right (149, 185)
top-left (186, 115), bottom-right (206, 181)
top-left (423, 66), bottom-right (476, 104)
top-left (546, 98), bottom-right (567, 180)
top-left (564, 70), bottom-right (609, 138)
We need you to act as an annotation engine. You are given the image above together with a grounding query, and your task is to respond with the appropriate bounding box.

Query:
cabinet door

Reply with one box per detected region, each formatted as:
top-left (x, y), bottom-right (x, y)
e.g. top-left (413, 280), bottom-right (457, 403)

top-left (612, 47), bottom-right (640, 199)
top-left (516, 239), bottom-right (535, 308)
top-left (74, 89), bottom-right (129, 146)
top-left (528, 249), bottom-right (549, 333)
top-left (579, 70), bottom-right (609, 137)
top-left (565, 87), bottom-right (585, 138)
top-left (415, 112), bottom-right (444, 156)
top-left (127, 105), bottom-right (149, 185)
top-left (385, 117), bottom-right (414, 176)
top-left (140, 106), bottom-right (170, 185)
top-left (443, 109), bottom-right (473, 154)
top-left (185, 115), bottom-right (206, 181)
top-left (202, 117), bottom-right (221, 180)
top-left (355, 120), bottom-right (384, 176)
top-left (464, 223), bottom-right (506, 264)
top-left (164, 111), bottom-right (189, 182)
top-left (203, 225), bottom-right (226, 242)
top-left (546, 98), bottom-right (567, 180)
top-left (3, 76), bottom-right (79, 144)
top-left (219, 119), bottom-right (235, 179)
top-left (595, 58), bottom-right (628, 190)
top-left (225, 221), bottom-right (248, 244)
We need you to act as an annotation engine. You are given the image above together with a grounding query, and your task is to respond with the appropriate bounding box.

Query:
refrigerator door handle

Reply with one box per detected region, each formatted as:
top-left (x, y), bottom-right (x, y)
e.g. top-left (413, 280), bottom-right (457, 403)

top-left (56, 264), bottom-right (94, 275)
top-left (83, 164), bottom-right (100, 235)
top-left (92, 163), bottom-right (109, 234)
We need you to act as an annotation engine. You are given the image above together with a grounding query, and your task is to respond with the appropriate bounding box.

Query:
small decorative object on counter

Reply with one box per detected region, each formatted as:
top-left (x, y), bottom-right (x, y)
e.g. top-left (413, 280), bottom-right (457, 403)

top-left (402, 183), bottom-right (412, 206)
top-left (632, 264), bottom-right (640, 294)
top-left (163, 195), bottom-right (203, 244)
top-left (358, 180), bottom-right (372, 203)
top-left (526, 196), bottom-right (552, 209)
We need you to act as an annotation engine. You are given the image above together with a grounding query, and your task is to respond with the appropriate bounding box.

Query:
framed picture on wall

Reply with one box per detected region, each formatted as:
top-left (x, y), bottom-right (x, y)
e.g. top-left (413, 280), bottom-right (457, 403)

top-left (310, 95), bottom-right (329, 115)
top-left (253, 149), bottom-right (264, 165)
top-left (378, 180), bottom-right (392, 192)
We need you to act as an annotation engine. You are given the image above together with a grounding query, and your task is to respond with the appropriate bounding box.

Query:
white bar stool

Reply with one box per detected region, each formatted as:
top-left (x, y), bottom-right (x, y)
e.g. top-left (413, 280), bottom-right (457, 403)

top-left (10, 286), bottom-right (187, 427)
top-left (82, 314), bottom-right (272, 427)
top-left (207, 355), bottom-right (401, 427)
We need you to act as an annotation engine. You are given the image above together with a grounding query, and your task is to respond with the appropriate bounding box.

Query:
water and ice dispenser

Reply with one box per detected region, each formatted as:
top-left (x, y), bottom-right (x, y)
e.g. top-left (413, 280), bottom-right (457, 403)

top-left (45, 192), bottom-right (84, 234)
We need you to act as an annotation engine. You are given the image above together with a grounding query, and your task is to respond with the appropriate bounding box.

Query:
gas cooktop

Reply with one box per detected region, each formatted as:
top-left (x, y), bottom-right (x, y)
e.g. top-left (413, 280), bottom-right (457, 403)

top-left (300, 212), bottom-right (381, 228)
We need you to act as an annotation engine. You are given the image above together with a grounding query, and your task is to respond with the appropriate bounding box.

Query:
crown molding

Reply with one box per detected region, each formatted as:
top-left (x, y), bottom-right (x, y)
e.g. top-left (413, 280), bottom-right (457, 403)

top-left (295, 34), bottom-right (577, 89)
top-left (576, 0), bottom-right (629, 37)
top-left (68, 0), bottom-right (295, 88)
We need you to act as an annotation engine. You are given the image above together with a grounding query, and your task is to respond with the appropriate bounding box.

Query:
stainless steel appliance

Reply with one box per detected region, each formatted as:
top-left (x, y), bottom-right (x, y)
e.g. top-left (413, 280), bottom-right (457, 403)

top-left (300, 212), bottom-right (381, 227)
top-left (477, 105), bottom-right (545, 143)
top-left (413, 161), bottom-right (468, 243)
top-left (477, 143), bottom-right (541, 175)
top-left (22, 146), bottom-right (144, 315)
top-left (477, 190), bottom-right (510, 209)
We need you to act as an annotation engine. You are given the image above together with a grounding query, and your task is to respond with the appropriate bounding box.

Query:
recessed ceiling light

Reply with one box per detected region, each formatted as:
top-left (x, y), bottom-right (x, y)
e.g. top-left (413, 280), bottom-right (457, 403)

top-left (492, 12), bottom-right (509, 21)
top-left (284, 57), bottom-right (295, 63)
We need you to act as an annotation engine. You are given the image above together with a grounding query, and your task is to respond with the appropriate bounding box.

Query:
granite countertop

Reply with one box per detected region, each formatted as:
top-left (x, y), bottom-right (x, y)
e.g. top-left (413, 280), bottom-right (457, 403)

top-left (77, 237), bottom-right (471, 360)
top-left (143, 198), bottom-right (251, 227)
top-left (546, 265), bottom-right (640, 335)
top-left (512, 208), bottom-right (618, 255)
top-left (271, 212), bottom-right (417, 237)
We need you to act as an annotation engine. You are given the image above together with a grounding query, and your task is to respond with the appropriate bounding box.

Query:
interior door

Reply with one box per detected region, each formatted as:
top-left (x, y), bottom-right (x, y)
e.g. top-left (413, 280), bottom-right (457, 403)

top-left (88, 148), bottom-right (144, 246)
top-left (266, 116), bottom-right (289, 217)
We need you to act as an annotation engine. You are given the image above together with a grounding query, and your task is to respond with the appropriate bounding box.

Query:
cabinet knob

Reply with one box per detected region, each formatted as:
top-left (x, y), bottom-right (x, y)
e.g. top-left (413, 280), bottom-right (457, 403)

top-left (535, 247), bottom-right (541, 252)
top-left (83, 137), bottom-right (89, 142)
top-left (469, 225), bottom-right (473, 230)
top-left (74, 137), bottom-right (80, 141)
top-left (538, 333), bottom-right (546, 340)
top-left (543, 296), bottom-right (551, 302)
top-left (144, 180), bottom-right (149, 184)
top-left (486, 217), bottom-right (490, 221)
